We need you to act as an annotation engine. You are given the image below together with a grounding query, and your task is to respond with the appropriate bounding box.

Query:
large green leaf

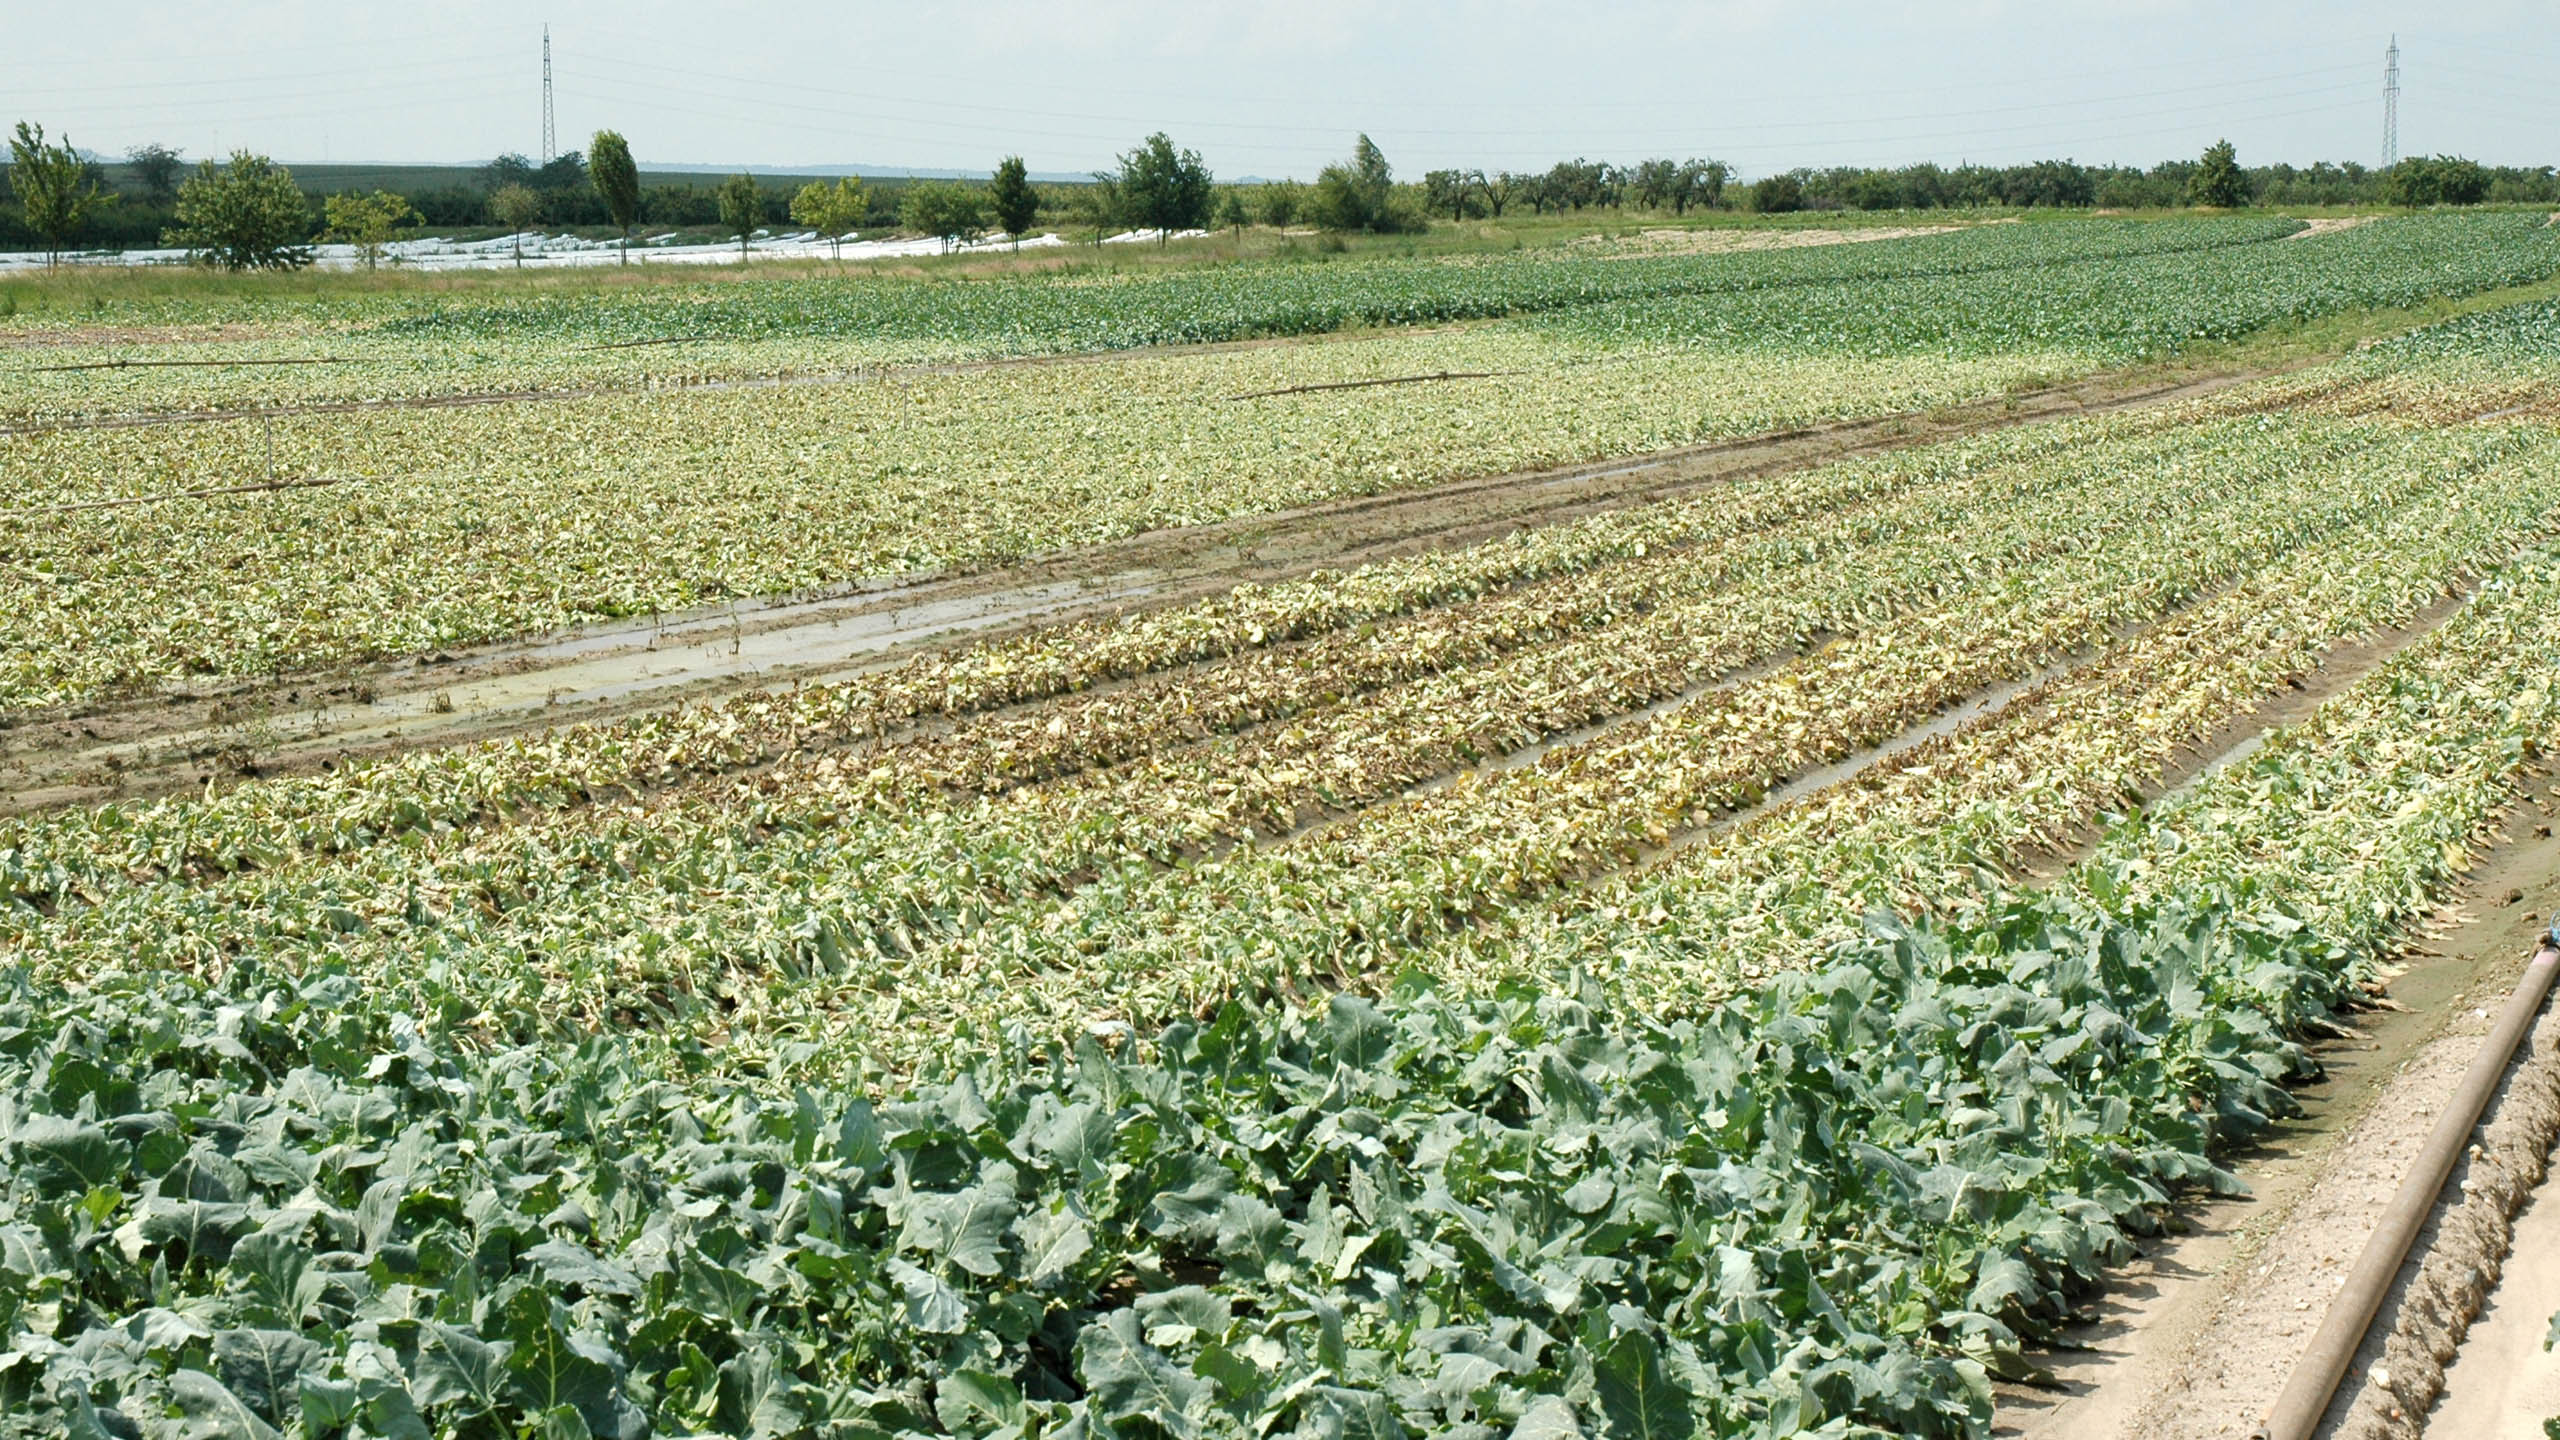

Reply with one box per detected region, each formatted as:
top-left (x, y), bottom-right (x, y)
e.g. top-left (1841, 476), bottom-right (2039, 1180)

top-left (12, 1116), bottom-right (129, 1198)
top-left (1592, 1333), bottom-right (1691, 1440)
top-left (169, 1368), bottom-right (285, 1440)
top-left (412, 1323), bottom-right (512, 1414)
top-left (1080, 1310), bottom-right (1203, 1436)
top-left (211, 1329), bottom-right (325, 1425)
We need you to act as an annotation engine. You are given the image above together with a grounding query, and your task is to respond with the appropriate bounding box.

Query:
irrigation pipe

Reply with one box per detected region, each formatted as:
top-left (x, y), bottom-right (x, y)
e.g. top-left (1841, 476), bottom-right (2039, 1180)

top-left (1225, 370), bottom-right (1512, 401)
top-left (23, 356), bottom-right (353, 373)
top-left (2255, 938), bottom-right (2560, 1440)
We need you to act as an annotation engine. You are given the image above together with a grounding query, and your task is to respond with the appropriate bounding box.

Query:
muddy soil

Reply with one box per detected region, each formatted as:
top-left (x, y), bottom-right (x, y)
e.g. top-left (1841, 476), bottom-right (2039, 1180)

top-left (1995, 771), bottom-right (2560, 1439)
top-left (0, 359), bottom-right (2285, 818)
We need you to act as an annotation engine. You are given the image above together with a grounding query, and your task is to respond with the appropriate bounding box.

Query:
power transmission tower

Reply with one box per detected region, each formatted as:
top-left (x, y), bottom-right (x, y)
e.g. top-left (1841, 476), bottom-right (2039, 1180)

top-left (535, 24), bottom-right (550, 165)
top-left (2375, 36), bottom-right (2396, 169)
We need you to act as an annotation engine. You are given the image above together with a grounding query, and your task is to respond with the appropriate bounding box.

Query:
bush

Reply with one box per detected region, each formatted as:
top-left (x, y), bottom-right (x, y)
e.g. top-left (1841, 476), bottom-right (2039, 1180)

top-left (2386, 154), bottom-right (2492, 208)
top-left (164, 151), bottom-right (313, 270)
top-left (1307, 134), bottom-right (1426, 235)
top-left (2190, 139), bottom-right (2249, 208)
top-left (1749, 173), bottom-right (1805, 213)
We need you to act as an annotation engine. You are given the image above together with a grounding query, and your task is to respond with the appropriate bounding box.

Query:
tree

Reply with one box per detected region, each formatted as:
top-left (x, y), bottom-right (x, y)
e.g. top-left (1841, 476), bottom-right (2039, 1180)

top-left (1422, 169), bottom-right (1478, 220)
top-left (124, 143), bottom-right (184, 206)
top-left (1115, 132), bottom-right (1212, 243)
top-left (487, 182), bottom-right (543, 267)
top-left (717, 172), bottom-right (763, 259)
top-left (1749, 173), bottom-right (1804, 214)
top-left (321, 190), bottom-right (419, 270)
top-left (2385, 154), bottom-right (2491, 207)
top-left (1256, 179), bottom-right (1303, 228)
top-left (1308, 133), bottom-right (1423, 234)
top-left (590, 130), bottom-right (641, 263)
top-left (165, 151), bottom-right (311, 270)
top-left (484, 153), bottom-right (536, 190)
top-left (1215, 189), bottom-right (1251, 234)
top-left (2189, 139), bottom-right (2247, 208)
top-left (8, 122), bottom-right (112, 267)
top-left (901, 181), bottom-right (985, 252)
top-left (1673, 158), bottom-right (1730, 213)
top-left (987, 155), bottom-right (1038, 248)
top-left (1068, 175), bottom-right (1121, 246)
top-left (532, 151), bottom-right (586, 194)
top-left (789, 177), bottom-right (868, 261)
top-left (1629, 158), bottom-right (1678, 212)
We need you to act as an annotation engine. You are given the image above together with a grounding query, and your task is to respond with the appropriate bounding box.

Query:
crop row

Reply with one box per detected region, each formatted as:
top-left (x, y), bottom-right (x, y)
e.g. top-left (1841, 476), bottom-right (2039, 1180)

top-left (0, 404), bottom-right (2283, 1006)
top-left (11, 413), bottom-right (2524, 1077)
top-left (10, 219), bottom-right (2553, 712)
top-left (1532, 212), bottom-right (2560, 363)
top-left (0, 330), bottom-right (2072, 712)
top-left (0, 409), bottom-right (2176, 903)
top-left (1456, 434), bottom-right (2560, 1008)
top-left (815, 424), bottom-right (2543, 1074)
top-left (1, 216), bottom-right (2303, 421)
top-left (10, 537), bottom-right (2560, 1440)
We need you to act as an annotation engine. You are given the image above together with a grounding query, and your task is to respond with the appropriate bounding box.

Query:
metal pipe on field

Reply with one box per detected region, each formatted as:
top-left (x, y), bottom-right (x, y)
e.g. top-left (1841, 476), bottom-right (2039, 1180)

top-left (2255, 939), bottom-right (2560, 1440)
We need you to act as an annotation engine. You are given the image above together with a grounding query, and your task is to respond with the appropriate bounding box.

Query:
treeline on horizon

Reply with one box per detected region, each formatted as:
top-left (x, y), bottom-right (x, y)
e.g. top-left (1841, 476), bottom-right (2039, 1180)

top-left (3, 127), bottom-right (2553, 255)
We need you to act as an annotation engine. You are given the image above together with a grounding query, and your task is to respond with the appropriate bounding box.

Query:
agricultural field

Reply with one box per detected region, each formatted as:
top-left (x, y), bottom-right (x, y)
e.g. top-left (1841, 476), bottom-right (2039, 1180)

top-left (5, 217), bottom-right (2560, 1438)
top-left (7, 214), bottom-right (2559, 712)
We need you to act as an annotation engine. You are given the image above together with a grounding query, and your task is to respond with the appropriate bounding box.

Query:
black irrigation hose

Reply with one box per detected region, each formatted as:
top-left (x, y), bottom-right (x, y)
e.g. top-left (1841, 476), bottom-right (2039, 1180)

top-left (1225, 369), bottom-right (1514, 401)
top-left (23, 356), bottom-right (355, 373)
top-left (572, 336), bottom-right (707, 352)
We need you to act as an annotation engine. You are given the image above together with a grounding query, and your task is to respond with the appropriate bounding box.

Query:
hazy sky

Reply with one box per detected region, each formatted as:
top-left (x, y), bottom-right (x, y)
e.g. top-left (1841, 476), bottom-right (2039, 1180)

top-left (10, 2), bottom-right (2555, 178)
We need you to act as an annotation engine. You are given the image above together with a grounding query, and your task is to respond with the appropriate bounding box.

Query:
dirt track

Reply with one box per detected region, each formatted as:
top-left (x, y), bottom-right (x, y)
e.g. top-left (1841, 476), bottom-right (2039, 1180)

top-left (0, 357), bottom-right (2291, 816)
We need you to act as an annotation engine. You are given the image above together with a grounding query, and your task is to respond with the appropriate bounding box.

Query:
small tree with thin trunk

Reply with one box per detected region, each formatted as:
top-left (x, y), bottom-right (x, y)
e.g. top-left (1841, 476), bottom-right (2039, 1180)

top-left (589, 129), bottom-right (641, 263)
top-left (1115, 133), bottom-right (1212, 244)
top-left (487, 182), bottom-right (542, 267)
top-left (901, 182), bottom-right (985, 253)
top-left (8, 122), bottom-right (113, 268)
top-left (1070, 175), bottom-right (1121, 247)
top-left (789, 177), bottom-right (867, 261)
top-left (322, 190), bottom-right (419, 270)
top-left (987, 156), bottom-right (1038, 249)
top-left (717, 173), bottom-right (762, 259)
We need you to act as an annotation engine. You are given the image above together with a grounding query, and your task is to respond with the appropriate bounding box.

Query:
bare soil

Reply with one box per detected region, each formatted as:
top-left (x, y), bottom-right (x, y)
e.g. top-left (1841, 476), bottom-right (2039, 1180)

top-left (2290, 216), bottom-right (2383, 241)
top-left (1569, 225), bottom-right (1960, 258)
top-left (0, 358), bottom-right (2293, 818)
top-left (2427, 1163), bottom-right (2560, 1434)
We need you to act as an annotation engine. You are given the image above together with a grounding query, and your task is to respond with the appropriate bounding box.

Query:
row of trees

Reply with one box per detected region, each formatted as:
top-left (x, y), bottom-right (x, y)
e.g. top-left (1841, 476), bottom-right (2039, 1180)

top-left (8, 119), bottom-right (2552, 268)
top-left (1736, 148), bottom-right (2538, 213)
top-left (1412, 157), bottom-right (1732, 220)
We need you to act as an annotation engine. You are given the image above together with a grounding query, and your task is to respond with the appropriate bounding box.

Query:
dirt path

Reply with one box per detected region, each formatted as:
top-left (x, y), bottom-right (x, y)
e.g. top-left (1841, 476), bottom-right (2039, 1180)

top-left (2427, 1176), bottom-right (2560, 1433)
top-left (1996, 771), bottom-right (2560, 1439)
top-left (0, 359), bottom-right (2288, 817)
top-left (2290, 216), bottom-right (2382, 241)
